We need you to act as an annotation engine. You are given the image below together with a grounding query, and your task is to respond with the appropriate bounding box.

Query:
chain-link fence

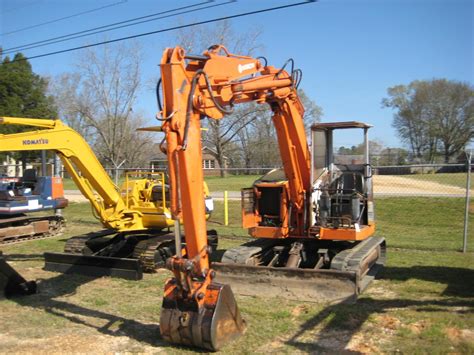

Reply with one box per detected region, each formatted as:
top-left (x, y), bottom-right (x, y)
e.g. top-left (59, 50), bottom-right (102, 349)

top-left (370, 163), bottom-right (472, 253)
top-left (2, 160), bottom-right (472, 252)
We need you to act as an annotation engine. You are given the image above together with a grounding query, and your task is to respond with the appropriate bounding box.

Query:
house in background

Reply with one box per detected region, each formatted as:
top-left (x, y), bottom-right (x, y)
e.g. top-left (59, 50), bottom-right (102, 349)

top-left (149, 146), bottom-right (228, 176)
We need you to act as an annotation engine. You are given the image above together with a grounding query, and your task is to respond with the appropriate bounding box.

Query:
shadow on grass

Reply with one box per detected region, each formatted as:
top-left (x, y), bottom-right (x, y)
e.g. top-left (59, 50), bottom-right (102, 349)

top-left (381, 266), bottom-right (474, 298)
top-left (286, 265), bottom-right (474, 352)
top-left (286, 297), bottom-right (473, 352)
top-left (9, 271), bottom-right (170, 348)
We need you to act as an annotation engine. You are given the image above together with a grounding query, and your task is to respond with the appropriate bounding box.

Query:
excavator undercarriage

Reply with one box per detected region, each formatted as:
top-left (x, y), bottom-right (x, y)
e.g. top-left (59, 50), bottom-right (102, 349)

top-left (214, 236), bottom-right (385, 302)
top-left (44, 229), bottom-right (218, 280)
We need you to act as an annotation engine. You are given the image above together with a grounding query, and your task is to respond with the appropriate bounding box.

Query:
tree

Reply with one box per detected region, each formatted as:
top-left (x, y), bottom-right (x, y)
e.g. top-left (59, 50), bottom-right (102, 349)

top-left (238, 89), bottom-right (322, 169)
top-left (0, 53), bottom-right (57, 166)
top-left (383, 79), bottom-right (474, 163)
top-left (337, 140), bottom-right (384, 165)
top-left (50, 42), bottom-right (155, 170)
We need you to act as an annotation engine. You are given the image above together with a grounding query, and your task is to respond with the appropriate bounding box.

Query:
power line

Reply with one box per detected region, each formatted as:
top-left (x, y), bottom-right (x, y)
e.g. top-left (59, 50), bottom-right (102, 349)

top-left (5, 1), bottom-right (316, 64)
top-left (2, 0), bottom-right (215, 54)
top-left (1, 0), bottom-right (128, 36)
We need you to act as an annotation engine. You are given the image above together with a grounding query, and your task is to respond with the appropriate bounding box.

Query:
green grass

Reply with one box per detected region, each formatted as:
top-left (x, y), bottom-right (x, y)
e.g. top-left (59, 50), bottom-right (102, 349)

top-left (204, 174), bottom-right (262, 192)
top-left (62, 174), bottom-right (262, 192)
top-left (376, 196), bottom-right (473, 252)
top-left (1, 197), bottom-right (473, 353)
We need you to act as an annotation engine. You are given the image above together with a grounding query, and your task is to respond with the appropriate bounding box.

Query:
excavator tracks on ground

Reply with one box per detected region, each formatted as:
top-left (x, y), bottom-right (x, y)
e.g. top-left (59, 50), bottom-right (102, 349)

top-left (219, 238), bottom-right (275, 265)
top-left (132, 236), bottom-right (175, 272)
top-left (330, 236), bottom-right (386, 292)
top-left (63, 230), bottom-right (116, 254)
top-left (0, 215), bottom-right (65, 246)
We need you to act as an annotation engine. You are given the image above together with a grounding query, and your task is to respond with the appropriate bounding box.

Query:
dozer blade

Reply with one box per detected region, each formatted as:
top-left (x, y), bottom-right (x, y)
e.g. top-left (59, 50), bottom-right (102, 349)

top-left (160, 280), bottom-right (246, 351)
top-left (43, 252), bottom-right (143, 280)
top-left (212, 263), bottom-right (359, 303)
top-left (0, 251), bottom-right (37, 298)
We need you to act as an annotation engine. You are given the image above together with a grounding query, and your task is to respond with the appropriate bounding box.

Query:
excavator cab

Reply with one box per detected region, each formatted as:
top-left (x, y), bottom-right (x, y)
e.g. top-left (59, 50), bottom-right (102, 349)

top-left (310, 121), bottom-right (375, 239)
top-left (216, 122), bottom-right (385, 302)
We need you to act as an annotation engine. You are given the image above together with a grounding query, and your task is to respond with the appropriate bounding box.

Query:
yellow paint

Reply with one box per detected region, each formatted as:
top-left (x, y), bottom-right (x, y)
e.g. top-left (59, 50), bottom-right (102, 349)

top-left (0, 116), bottom-right (211, 232)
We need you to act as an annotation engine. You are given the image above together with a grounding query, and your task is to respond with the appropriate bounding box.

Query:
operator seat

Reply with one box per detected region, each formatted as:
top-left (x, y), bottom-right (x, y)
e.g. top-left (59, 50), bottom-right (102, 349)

top-left (20, 169), bottom-right (38, 189)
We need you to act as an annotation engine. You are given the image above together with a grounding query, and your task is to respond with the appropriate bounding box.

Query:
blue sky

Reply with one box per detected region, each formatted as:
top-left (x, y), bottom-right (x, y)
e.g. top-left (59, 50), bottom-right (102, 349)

top-left (0, 0), bottom-right (472, 148)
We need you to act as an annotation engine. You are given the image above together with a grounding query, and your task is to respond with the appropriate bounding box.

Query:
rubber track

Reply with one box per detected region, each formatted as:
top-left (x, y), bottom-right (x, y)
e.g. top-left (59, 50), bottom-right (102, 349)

top-left (63, 230), bottom-right (116, 254)
top-left (220, 239), bottom-right (276, 265)
top-left (132, 236), bottom-right (175, 272)
top-left (330, 236), bottom-right (386, 273)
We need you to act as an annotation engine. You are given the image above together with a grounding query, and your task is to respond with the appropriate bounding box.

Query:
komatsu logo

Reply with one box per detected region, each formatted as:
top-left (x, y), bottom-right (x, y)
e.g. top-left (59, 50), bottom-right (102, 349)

top-left (238, 63), bottom-right (255, 74)
top-left (22, 138), bottom-right (49, 145)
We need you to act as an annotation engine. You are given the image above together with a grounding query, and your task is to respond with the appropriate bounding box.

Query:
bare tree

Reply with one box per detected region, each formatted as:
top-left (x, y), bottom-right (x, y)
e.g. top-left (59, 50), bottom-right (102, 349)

top-left (231, 89), bottom-right (322, 170)
top-left (51, 42), bottom-right (155, 170)
top-left (49, 73), bottom-right (92, 140)
top-left (174, 20), bottom-right (264, 176)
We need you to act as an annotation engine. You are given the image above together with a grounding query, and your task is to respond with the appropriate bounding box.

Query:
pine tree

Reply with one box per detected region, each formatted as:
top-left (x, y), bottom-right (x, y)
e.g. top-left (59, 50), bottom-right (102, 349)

top-left (0, 53), bottom-right (57, 163)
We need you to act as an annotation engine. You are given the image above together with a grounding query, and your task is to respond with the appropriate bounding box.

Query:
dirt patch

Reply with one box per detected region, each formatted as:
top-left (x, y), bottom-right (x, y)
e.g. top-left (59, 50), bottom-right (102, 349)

top-left (407, 320), bottom-right (430, 335)
top-left (291, 304), bottom-right (310, 317)
top-left (376, 314), bottom-right (401, 332)
top-left (373, 175), bottom-right (465, 195)
top-left (0, 332), bottom-right (163, 353)
top-left (364, 280), bottom-right (398, 299)
top-left (445, 327), bottom-right (474, 345)
top-left (64, 194), bottom-right (88, 203)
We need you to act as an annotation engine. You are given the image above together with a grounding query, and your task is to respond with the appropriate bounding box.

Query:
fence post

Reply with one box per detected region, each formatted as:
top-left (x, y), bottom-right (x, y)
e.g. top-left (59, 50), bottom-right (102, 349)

top-left (224, 191), bottom-right (228, 226)
top-left (463, 151), bottom-right (472, 253)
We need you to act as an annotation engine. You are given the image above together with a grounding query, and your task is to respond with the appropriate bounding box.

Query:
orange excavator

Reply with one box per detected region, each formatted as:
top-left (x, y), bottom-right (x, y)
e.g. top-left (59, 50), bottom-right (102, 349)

top-left (156, 45), bottom-right (385, 350)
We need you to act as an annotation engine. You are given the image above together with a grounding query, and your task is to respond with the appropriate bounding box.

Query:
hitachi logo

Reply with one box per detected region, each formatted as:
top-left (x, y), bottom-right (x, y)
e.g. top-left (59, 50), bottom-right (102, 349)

top-left (22, 138), bottom-right (49, 145)
top-left (238, 63), bottom-right (255, 74)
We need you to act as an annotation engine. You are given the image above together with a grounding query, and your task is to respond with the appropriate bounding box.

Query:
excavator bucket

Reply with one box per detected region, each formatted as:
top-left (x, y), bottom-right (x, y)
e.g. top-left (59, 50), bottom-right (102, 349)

top-left (160, 280), bottom-right (246, 351)
top-left (0, 251), bottom-right (37, 298)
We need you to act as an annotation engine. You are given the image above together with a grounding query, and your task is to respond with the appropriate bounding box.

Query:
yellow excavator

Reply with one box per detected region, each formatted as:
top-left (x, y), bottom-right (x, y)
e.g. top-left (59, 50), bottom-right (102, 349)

top-left (0, 116), bottom-right (215, 280)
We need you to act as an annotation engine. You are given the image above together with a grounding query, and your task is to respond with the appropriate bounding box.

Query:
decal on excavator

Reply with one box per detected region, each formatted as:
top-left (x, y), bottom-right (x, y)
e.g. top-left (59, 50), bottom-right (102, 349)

top-left (22, 138), bottom-right (49, 145)
top-left (238, 62), bottom-right (255, 73)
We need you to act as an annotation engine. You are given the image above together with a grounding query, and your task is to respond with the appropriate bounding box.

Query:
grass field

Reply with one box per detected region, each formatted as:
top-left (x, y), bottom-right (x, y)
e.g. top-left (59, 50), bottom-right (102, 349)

top-left (61, 174), bottom-right (263, 191)
top-left (1, 197), bottom-right (473, 353)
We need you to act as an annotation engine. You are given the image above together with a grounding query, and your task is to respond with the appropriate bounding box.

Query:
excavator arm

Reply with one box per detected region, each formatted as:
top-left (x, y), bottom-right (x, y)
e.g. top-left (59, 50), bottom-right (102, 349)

top-left (158, 45), bottom-right (311, 350)
top-left (0, 117), bottom-right (144, 231)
